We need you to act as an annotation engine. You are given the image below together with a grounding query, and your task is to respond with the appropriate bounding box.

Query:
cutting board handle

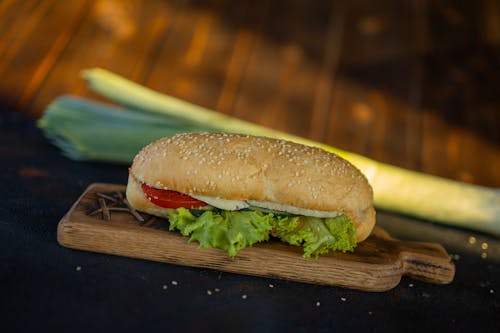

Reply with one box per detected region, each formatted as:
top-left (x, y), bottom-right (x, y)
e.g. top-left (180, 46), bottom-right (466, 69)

top-left (373, 228), bottom-right (455, 284)
top-left (398, 242), bottom-right (455, 284)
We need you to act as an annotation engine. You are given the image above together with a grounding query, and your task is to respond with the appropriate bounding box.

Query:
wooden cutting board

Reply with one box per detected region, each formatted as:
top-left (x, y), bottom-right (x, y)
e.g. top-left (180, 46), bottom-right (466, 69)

top-left (57, 183), bottom-right (455, 291)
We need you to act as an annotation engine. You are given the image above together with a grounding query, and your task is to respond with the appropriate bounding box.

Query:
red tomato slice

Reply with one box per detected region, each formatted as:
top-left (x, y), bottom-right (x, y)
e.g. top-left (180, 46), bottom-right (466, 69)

top-left (141, 183), bottom-right (207, 209)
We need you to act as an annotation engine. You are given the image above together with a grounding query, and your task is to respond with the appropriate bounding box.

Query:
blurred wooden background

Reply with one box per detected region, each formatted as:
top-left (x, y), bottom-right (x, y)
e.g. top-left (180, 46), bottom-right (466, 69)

top-left (1, 0), bottom-right (499, 187)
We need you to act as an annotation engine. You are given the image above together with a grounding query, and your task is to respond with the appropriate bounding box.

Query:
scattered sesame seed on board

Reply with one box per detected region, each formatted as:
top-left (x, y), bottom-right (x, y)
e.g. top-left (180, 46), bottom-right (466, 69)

top-left (75, 266), bottom-right (82, 271)
top-left (171, 280), bottom-right (178, 286)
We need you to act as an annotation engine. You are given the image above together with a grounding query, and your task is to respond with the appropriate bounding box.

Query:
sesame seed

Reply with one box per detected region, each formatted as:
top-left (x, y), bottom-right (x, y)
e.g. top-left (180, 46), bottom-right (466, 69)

top-left (171, 280), bottom-right (178, 286)
top-left (241, 294), bottom-right (247, 299)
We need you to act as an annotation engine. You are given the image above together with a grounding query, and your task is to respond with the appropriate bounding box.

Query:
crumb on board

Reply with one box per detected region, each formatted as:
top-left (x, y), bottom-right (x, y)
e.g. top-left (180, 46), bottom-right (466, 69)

top-left (241, 294), bottom-right (247, 299)
top-left (75, 266), bottom-right (82, 271)
top-left (214, 288), bottom-right (221, 292)
top-left (171, 280), bottom-right (178, 286)
top-left (162, 285), bottom-right (168, 290)
top-left (316, 301), bottom-right (321, 307)
top-left (207, 290), bottom-right (212, 296)
top-left (268, 284), bottom-right (274, 288)
top-left (340, 297), bottom-right (346, 302)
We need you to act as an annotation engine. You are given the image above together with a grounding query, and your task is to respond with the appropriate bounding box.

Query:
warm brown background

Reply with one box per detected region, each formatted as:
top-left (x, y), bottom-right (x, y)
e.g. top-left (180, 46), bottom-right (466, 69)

top-left (2, 0), bottom-right (499, 187)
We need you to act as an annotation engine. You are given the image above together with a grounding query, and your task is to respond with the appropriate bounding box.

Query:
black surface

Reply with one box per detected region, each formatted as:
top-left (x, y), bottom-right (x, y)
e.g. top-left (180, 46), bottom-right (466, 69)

top-left (1, 111), bottom-right (499, 332)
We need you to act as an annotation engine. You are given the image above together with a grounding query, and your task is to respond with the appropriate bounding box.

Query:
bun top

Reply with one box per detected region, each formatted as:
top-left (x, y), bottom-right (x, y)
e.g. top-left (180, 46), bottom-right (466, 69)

top-left (130, 132), bottom-right (374, 234)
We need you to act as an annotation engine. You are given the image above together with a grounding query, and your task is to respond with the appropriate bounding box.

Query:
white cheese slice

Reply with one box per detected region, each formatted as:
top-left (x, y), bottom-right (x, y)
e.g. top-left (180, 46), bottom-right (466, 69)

top-left (191, 195), bottom-right (341, 218)
top-left (191, 195), bottom-right (250, 211)
top-left (246, 200), bottom-right (342, 218)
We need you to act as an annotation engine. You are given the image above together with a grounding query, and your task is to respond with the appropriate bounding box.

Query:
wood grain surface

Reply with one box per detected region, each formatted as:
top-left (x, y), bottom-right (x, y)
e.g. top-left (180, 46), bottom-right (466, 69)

top-left (1, 0), bottom-right (498, 188)
top-left (57, 183), bottom-right (455, 292)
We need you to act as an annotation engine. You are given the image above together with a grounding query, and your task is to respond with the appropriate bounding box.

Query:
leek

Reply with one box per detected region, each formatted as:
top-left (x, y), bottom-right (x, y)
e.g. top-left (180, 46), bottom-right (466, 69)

top-left (38, 96), bottom-right (212, 162)
top-left (37, 68), bottom-right (500, 236)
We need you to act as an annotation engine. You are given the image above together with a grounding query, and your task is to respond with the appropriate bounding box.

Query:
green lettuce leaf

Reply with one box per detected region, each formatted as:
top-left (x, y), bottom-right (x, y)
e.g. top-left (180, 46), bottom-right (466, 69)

top-left (168, 208), bottom-right (273, 257)
top-left (271, 214), bottom-right (357, 257)
top-left (167, 208), bottom-right (357, 257)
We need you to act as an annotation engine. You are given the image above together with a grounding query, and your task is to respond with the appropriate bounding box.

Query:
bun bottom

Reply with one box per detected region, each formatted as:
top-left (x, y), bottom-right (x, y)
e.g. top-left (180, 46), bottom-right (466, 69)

top-left (126, 174), bottom-right (171, 219)
top-left (354, 206), bottom-right (375, 242)
top-left (126, 174), bottom-right (375, 242)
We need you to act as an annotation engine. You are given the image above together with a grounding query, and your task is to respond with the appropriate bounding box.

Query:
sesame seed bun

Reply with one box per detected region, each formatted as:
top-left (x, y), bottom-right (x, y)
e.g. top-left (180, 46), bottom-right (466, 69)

top-left (126, 132), bottom-right (375, 241)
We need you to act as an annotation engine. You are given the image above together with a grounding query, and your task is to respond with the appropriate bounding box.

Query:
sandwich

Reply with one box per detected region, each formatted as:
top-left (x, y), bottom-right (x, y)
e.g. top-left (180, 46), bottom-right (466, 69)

top-left (126, 132), bottom-right (375, 257)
